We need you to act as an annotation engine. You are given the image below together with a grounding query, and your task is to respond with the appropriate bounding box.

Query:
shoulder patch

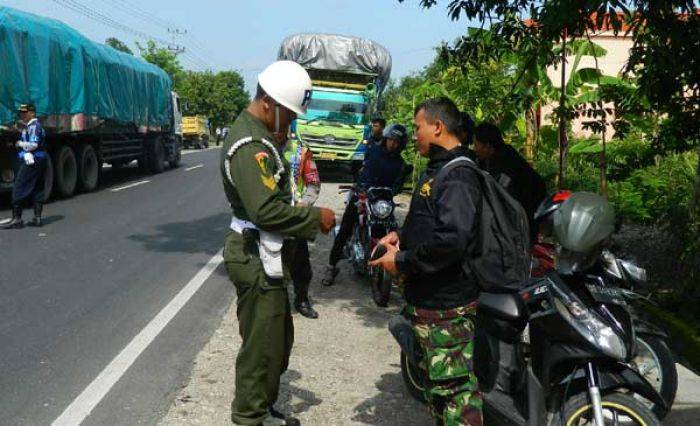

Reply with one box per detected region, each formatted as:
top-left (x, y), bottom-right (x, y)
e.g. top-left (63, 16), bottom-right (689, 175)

top-left (420, 178), bottom-right (434, 197)
top-left (255, 151), bottom-right (276, 190)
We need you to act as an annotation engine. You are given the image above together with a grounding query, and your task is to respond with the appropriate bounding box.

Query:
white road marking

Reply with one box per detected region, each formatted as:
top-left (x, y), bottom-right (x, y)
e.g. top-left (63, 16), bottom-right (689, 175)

top-left (181, 146), bottom-right (221, 156)
top-left (0, 218), bottom-right (10, 224)
top-left (185, 164), bottom-right (204, 171)
top-left (52, 250), bottom-right (224, 426)
top-left (110, 180), bottom-right (150, 192)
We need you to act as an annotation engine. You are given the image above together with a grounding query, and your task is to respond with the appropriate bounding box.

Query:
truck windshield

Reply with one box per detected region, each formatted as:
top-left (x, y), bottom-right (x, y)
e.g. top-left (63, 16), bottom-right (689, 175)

top-left (300, 90), bottom-right (368, 126)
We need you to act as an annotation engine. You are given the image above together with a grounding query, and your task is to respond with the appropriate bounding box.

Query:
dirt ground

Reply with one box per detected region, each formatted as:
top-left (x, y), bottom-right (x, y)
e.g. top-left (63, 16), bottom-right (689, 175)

top-left (159, 183), bottom-right (432, 425)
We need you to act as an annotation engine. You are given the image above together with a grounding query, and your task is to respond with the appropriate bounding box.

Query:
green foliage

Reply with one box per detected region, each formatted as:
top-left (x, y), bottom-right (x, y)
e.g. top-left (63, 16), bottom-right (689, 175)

top-left (608, 151), bottom-right (698, 224)
top-left (105, 37), bottom-right (133, 55)
top-left (136, 40), bottom-right (249, 130)
top-left (137, 40), bottom-right (185, 88)
top-left (177, 70), bottom-right (250, 131)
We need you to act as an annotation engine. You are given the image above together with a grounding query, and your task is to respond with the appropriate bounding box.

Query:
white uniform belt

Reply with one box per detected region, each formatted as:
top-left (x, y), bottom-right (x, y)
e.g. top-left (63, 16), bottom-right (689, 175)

top-left (230, 215), bottom-right (258, 234)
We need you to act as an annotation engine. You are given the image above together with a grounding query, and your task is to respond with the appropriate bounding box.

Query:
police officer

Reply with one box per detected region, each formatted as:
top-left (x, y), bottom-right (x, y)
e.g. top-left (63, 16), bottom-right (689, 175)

top-left (284, 135), bottom-right (321, 319)
top-left (2, 104), bottom-right (48, 229)
top-left (371, 98), bottom-right (484, 425)
top-left (221, 61), bottom-right (336, 426)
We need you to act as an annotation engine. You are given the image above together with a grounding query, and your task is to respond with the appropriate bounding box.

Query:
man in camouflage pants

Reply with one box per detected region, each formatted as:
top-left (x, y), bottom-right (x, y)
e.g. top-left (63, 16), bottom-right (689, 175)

top-left (371, 97), bottom-right (483, 425)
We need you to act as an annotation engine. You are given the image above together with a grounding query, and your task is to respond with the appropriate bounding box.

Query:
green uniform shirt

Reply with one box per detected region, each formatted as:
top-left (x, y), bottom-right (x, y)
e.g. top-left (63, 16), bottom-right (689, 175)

top-left (220, 110), bottom-right (320, 240)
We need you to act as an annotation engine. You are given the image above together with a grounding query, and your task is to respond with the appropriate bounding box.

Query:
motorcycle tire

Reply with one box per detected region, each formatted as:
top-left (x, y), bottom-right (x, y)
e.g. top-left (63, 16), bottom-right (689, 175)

top-left (631, 335), bottom-right (677, 419)
top-left (556, 392), bottom-right (660, 426)
top-left (371, 266), bottom-right (392, 307)
top-left (400, 350), bottom-right (428, 403)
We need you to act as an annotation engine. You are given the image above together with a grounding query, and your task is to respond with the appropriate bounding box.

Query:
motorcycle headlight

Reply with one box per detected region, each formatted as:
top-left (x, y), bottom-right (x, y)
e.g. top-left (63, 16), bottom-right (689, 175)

top-left (371, 200), bottom-right (393, 219)
top-left (553, 295), bottom-right (627, 361)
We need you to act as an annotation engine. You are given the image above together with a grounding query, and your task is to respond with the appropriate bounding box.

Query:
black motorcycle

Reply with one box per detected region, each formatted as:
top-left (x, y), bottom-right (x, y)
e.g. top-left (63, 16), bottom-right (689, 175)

top-left (394, 270), bottom-right (664, 425)
top-left (338, 185), bottom-right (398, 307)
top-left (596, 250), bottom-right (678, 419)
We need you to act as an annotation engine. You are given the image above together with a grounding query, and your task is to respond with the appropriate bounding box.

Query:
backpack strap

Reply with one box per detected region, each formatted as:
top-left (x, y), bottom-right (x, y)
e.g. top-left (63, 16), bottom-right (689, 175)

top-left (432, 156), bottom-right (479, 193)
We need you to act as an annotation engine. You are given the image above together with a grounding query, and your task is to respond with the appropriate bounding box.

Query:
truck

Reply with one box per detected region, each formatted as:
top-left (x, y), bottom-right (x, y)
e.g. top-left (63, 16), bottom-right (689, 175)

top-left (0, 6), bottom-right (182, 201)
top-left (278, 33), bottom-right (392, 171)
top-left (181, 115), bottom-right (210, 149)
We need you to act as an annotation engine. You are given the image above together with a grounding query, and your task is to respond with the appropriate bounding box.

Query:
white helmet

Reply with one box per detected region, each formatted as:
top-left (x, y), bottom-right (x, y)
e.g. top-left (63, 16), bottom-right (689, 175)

top-left (257, 61), bottom-right (312, 115)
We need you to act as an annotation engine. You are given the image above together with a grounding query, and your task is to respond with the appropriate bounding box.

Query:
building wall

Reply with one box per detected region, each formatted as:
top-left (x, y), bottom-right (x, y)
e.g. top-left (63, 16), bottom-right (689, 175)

top-left (540, 32), bottom-right (633, 137)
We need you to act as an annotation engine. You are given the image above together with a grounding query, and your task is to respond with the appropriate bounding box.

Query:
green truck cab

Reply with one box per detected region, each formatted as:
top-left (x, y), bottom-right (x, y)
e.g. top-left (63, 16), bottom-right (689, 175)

top-left (279, 33), bottom-right (391, 171)
top-left (292, 78), bottom-right (376, 164)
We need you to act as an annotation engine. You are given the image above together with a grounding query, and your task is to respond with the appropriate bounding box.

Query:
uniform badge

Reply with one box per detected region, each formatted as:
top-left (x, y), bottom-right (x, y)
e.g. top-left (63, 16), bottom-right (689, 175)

top-left (255, 151), bottom-right (276, 190)
top-left (420, 178), bottom-right (434, 197)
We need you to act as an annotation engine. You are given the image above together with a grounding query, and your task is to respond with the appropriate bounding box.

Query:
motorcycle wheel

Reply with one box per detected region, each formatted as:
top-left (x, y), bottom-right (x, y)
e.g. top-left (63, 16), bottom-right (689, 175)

top-left (400, 350), bottom-right (428, 403)
top-left (557, 392), bottom-right (660, 426)
top-left (371, 266), bottom-right (392, 307)
top-left (630, 335), bottom-right (677, 419)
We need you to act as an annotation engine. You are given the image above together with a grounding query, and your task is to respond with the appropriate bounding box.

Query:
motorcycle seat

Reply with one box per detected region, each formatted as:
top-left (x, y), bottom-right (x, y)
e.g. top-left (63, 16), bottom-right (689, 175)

top-left (478, 293), bottom-right (526, 322)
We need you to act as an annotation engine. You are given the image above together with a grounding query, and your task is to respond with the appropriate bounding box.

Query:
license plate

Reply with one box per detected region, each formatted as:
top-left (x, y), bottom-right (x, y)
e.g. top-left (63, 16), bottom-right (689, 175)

top-left (319, 152), bottom-right (337, 160)
top-left (586, 284), bottom-right (626, 306)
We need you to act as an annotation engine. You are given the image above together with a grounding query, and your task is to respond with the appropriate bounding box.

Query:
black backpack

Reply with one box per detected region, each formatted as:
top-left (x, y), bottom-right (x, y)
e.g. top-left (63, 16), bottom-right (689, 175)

top-left (434, 156), bottom-right (531, 292)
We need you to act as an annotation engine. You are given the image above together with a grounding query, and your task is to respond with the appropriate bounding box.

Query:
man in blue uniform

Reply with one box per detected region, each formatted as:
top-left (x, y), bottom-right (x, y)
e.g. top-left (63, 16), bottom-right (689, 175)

top-left (2, 104), bottom-right (48, 229)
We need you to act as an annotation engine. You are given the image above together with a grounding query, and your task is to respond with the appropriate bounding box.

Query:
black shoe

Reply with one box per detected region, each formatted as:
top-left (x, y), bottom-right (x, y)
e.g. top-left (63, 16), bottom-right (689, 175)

top-left (321, 265), bottom-right (339, 287)
top-left (1, 217), bottom-right (23, 229)
top-left (1, 206), bottom-right (23, 229)
top-left (28, 204), bottom-right (42, 227)
top-left (295, 300), bottom-right (319, 319)
top-left (268, 407), bottom-right (300, 426)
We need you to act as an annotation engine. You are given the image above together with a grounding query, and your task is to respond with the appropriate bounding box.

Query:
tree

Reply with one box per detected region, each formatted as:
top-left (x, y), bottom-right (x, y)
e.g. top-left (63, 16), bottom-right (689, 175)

top-left (400, 1), bottom-right (699, 184)
top-left (177, 70), bottom-right (250, 130)
top-left (137, 40), bottom-right (185, 89)
top-left (105, 37), bottom-right (133, 55)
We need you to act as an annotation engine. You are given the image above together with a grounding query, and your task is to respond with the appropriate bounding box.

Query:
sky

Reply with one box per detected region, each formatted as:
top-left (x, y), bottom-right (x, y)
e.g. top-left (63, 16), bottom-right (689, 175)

top-left (2, 0), bottom-right (478, 93)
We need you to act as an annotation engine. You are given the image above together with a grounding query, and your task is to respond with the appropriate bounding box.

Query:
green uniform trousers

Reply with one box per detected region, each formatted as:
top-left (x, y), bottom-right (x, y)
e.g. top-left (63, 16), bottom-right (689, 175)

top-left (225, 229), bottom-right (294, 425)
top-left (406, 304), bottom-right (483, 426)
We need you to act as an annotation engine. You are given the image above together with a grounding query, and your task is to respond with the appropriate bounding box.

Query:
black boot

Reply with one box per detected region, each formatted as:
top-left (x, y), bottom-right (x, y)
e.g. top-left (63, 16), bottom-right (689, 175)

top-left (268, 406), bottom-right (300, 426)
top-left (28, 203), bottom-right (43, 227)
top-left (295, 295), bottom-right (319, 319)
top-left (1, 206), bottom-right (23, 229)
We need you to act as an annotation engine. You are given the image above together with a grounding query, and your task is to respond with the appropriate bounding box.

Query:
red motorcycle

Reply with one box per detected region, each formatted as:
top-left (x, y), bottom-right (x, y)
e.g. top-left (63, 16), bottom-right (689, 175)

top-left (338, 185), bottom-right (398, 307)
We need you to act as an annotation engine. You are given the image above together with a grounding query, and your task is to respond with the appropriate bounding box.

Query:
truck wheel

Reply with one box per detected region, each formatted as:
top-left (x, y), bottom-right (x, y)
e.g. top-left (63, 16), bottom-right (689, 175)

top-left (169, 140), bottom-right (182, 169)
top-left (53, 145), bottom-right (77, 198)
top-left (148, 137), bottom-right (166, 174)
top-left (76, 144), bottom-right (99, 192)
top-left (42, 154), bottom-right (54, 202)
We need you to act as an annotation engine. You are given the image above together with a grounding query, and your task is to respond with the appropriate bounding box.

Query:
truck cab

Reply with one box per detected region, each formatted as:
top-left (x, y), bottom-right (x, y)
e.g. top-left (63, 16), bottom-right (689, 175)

top-left (292, 71), bottom-right (379, 169)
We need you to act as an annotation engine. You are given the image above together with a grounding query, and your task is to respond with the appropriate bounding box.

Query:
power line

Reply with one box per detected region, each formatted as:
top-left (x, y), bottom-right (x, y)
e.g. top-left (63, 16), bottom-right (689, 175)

top-left (97, 0), bottom-right (219, 69)
top-left (50, 0), bottom-right (171, 45)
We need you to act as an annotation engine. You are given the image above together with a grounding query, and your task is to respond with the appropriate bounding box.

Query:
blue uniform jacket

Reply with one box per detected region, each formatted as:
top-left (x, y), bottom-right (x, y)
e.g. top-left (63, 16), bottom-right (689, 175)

top-left (18, 119), bottom-right (47, 160)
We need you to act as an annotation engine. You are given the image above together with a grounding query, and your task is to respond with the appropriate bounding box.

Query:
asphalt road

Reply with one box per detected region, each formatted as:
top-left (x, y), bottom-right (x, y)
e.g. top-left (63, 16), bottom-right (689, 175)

top-left (0, 147), bottom-right (234, 425)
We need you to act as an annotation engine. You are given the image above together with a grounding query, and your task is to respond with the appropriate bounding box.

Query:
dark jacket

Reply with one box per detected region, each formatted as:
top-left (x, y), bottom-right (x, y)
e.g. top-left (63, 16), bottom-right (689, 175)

top-left (395, 145), bottom-right (482, 309)
top-left (479, 144), bottom-right (546, 240)
top-left (358, 142), bottom-right (406, 192)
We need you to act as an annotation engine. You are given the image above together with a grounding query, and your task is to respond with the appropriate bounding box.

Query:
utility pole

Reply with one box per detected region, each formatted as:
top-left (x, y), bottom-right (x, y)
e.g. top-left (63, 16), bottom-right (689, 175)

top-left (167, 28), bottom-right (186, 55)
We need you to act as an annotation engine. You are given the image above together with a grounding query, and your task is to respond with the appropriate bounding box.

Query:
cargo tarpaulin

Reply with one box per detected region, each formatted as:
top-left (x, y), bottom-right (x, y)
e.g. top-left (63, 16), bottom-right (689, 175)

top-left (0, 6), bottom-right (172, 131)
top-left (278, 33), bottom-right (392, 92)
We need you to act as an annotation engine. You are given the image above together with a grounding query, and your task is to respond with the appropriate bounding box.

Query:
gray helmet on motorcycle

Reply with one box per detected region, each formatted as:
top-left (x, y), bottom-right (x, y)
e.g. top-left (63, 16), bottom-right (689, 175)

top-left (382, 123), bottom-right (408, 150)
top-left (553, 192), bottom-right (615, 273)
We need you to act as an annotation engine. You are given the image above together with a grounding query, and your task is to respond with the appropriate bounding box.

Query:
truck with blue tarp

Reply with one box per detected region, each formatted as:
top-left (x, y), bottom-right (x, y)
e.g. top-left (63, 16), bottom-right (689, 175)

top-left (0, 6), bottom-right (182, 200)
top-left (278, 33), bottom-right (391, 172)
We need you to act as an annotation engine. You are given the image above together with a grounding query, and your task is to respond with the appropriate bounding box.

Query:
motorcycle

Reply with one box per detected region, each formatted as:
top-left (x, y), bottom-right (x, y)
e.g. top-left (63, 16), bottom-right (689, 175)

top-left (531, 243), bottom-right (678, 419)
top-left (337, 185), bottom-right (398, 307)
top-left (393, 267), bottom-right (665, 425)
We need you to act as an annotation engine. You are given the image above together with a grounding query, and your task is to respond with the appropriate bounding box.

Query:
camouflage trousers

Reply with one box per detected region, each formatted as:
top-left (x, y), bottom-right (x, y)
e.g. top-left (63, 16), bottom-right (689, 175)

top-left (405, 304), bottom-right (483, 426)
